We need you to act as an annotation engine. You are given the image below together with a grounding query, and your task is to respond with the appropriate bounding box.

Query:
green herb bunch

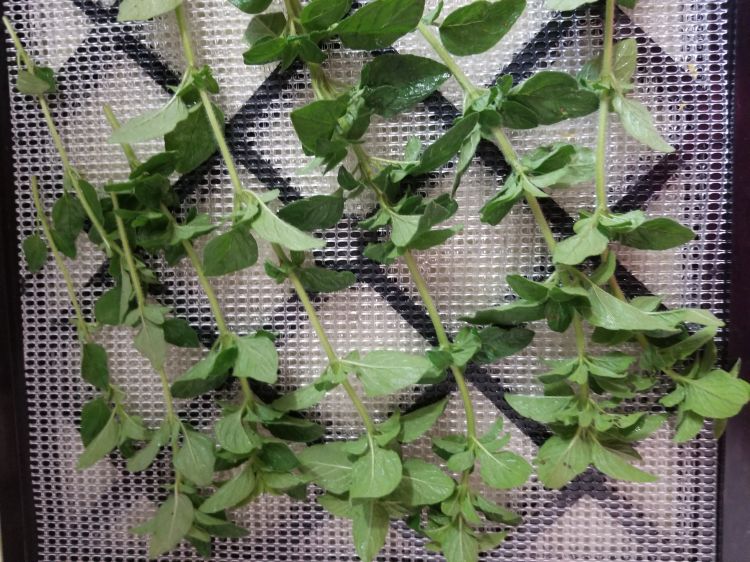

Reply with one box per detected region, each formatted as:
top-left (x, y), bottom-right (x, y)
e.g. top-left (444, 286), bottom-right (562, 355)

top-left (236, 0), bottom-right (750, 559)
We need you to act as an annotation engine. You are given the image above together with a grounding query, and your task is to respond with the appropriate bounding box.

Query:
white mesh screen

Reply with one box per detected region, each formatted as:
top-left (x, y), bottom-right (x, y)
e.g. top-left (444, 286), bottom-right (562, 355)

top-left (4, 0), bottom-right (731, 560)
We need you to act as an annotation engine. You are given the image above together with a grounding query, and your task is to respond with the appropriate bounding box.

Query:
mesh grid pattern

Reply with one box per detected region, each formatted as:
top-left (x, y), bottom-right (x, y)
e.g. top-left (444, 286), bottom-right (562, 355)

top-left (3, 0), bottom-right (732, 560)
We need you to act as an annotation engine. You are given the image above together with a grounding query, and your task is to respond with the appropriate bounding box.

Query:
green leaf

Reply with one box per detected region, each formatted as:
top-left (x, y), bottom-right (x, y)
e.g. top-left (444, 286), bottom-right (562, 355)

top-left (118, 0), bottom-right (182, 21)
top-left (164, 102), bottom-right (223, 174)
top-left (171, 345), bottom-right (238, 398)
top-left (350, 443), bottom-right (402, 498)
top-left (22, 234), bottom-right (48, 273)
top-left (127, 423), bottom-right (170, 472)
top-left (200, 465), bottom-right (256, 513)
top-left (234, 333), bottom-right (278, 383)
top-left (242, 36), bottom-right (290, 65)
top-left (79, 398), bottom-right (112, 447)
top-left (251, 203), bottom-right (324, 251)
top-left (474, 441), bottom-right (531, 489)
top-left (337, 0), bottom-right (425, 50)
top-left (553, 224), bottom-right (609, 265)
top-left (163, 318), bottom-right (200, 348)
top-left (674, 410), bottom-right (705, 443)
top-left (170, 213), bottom-right (216, 245)
top-left (53, 193), bottom-right (86, 245)
top-left (296, 267), bottom-right (356, 293)
top-left (613, 95), bottom-right (674, 153)
top-left (590, 441), bottom-right (657, 482)
top-left (391, 458), bottom-right (455, 506)
top-left (474, 326), bottom-right (534, 363)
top-left (579, 38), bottom-right (637, 85)
top-left (301, 0), bottom-right (352, 31)
top-left (348, 350), bottom-right (432, 396)
top-left (290, 98), bottom-right (347, 156)
top-left (439, 0), bottom-right (526, 56)
top-left (277, 195), bottom-right (344, 231)
top-left (360, 54), bottom-right (450, 117)
top-left (523, 143), bottom-right (596, 188)
top-left (506, 395), bottom-right (574, 423)
top-left (399, 399), bottom-right (448, 443)
top-left (203, 227), bottom-right (259, 277)
top-left (95, 287), bottom-right (125, 325)
top-left (507, 274), bottom-right (549, 302)
top-left (266, 415), bottom-right (325, 442)
top-left (618, 218), bottom-right (694, 250)
top-left (585, 283), bottom-right (690, 332)
top-left (297, 443), bottom-right (354, 494)
top-left (229, 0), bottom-right (272, 13)
top-left (462, 300), bottom-right (546, 326)
top-left (148, 493), bottom-right (194, 559)
top-left (16, 67), bottom-right (57, 94)
top-left (215, 408), bottom-right (260, 454)
top-left (507, 71), bottom-right (599, 126)
top-left (134, 319), bottom-right (167, 369)
top-left (81, 342), bottom-right (110, 391)
top-left (410, 113), bottom-right (480, 176)
top-left (473, 494), bottom-right (521, 525)
top-left (682, 370), bottom-right (750, 419)
top-left (442, 522), bottom-right (479, 562)
top-left (244, 12), bottom-right (287, 47)
top-left (536, 434), bottom-right (591, 489)
top-left (174, 429), bottom-right (216, 487)
top-left (77, 412), bottom-right (119, 469)
top-left (109, 96), bottom-right (189, 144)
top-left (259, 442), bottom-right (299, 471)
top-left (351, 500), bottom-right (389, 562)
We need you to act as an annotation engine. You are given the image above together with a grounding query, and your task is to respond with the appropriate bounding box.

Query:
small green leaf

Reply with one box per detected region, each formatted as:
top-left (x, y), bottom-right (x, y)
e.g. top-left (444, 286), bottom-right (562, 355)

top-left (351, 500), bottom-right (389, 562)
top-left (127, 423), bottom-right (170, 472)
top-left (682, 370), bottom-right (750, 419)
top-left (613, 95), bottom-right (674, 153)
top-left (590, 441), bottom-right (657, 483)
top-left (251, 203), bottom-right (324, 251)
top-left (233, 333), bottom-right (278, 383)
top-left (553, 224), bottom-right (609, 265)
top-left (442, 522), bottom-right (479, 562)
top-left (350, 443), bottom-right (402, 498)
top-left (200, 465), bottom-right (256, 513)
top-left (23, 234), bottom-right (48, 273)
top-left (216, 411), bottom-right (260, 457)
top-left (474, 326), bottom-right (534, 363)
top-left (462, 300), bottom-right (546, 326)
top-left (300, 0), bottom-right (352, 31)
top-left (290, 98), bottom-right (347, 156)
top-left (244, 12), bottom-right (287, 46)
top-left (79, 398), bottom-right (112, 447)
top-left (348, 350), bottom-right (432, 396)
top-left (506, 395), bottom-right (574, 423)
top-left (163, 318), bottom-right (200, 348)
top-left (77, 412), bottom-right (119, 469)
top-left (474, 441), bottom-right (531, 489)
top-left (439, 0), bottom-right (526, 56)
top-left (391, 458), bottom-right (455, 506)
top-left (174, 429), bottom-right (216, 487)
top-left (674, 410), bottom-right (705, 443)
top-left (259, 442), bottom-right (299, 471)
top-left (109, 96), bottom-right (189, 144)
top-left (536, 434), bottom-right (591, 489)
top-left (164, 102), bottom-right (223, 174)
top-left (266, 415), bottom-right (325, 442)
top-left (229, 0), bottom-right (272, 13)
top-left (277, 195), bottom-right (344, 231)
top-left (118, 0), bottom-right (183, 21)
top-left (398, 398), bottom-right (447, 443)
top-left (148, 493), bottom-right (194, 559)
top-left (360, 54), bottom-right (451, 117)
top-left (134, 319), bottom-right (167, 369)
top-left (410, 113), bottom-right (480, 176)
top-left (337, 0), bottom-right (425, 51)
top-left (296, 266), bottom-right (356, 293)
top-left (81, 342), bottom-right (110, 391)
top-left (507, 71), bottom-right (599, 126)
top-left (297, 443), bottom-right (354, 494)
top-left (618, 218), bottom-right (695, 250)
top-left (52, 193), bottom-right (86, 246)
top-left (16, 67), bottom-right (57, 95)
top-left (171, 345), bottom-right (238, 398)
top-left (203, 227), bottom-right (259, 277)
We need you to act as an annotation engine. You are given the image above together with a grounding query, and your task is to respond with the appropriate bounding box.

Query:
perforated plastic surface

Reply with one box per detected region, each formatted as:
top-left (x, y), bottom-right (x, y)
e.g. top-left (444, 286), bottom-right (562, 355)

top-left (3, 0), bottom-right (732, 560)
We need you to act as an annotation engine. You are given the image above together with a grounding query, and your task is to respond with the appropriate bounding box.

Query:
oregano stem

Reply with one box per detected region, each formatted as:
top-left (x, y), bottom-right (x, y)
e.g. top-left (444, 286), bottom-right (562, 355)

top-left (403, 250), bottom-right (477, 439)
top-left (595, 0), bottom-right (616, 214)
top-left (103, 106), bottom-right (252, 406)
top-left (271, 243), bottom-right (376, 435)
top-left (30, 176), bottom-right (92, 342)
top-left (175, 4), bottom-right (197, 68)
top-left (111, 193), bottom-right (178, 423)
